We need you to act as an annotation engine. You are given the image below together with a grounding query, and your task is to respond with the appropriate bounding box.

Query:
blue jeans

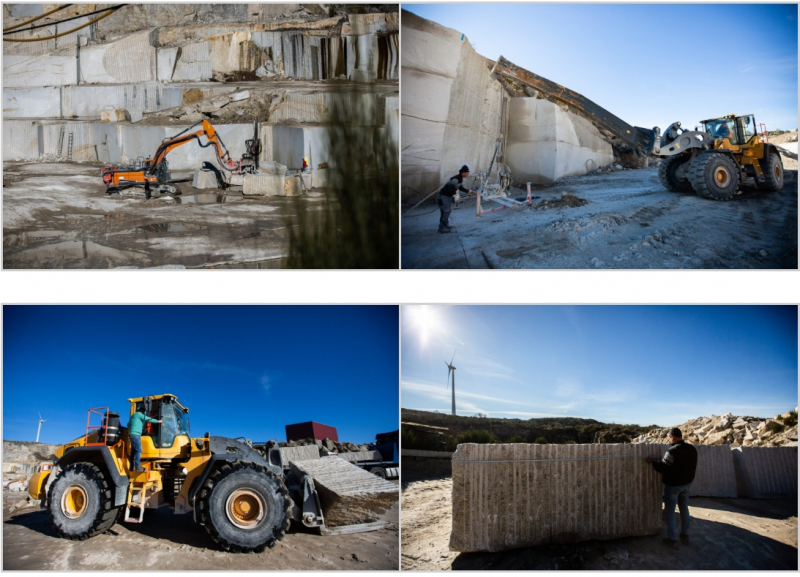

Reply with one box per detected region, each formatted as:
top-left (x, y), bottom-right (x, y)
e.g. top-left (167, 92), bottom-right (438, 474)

top-left (130, 434), bottom-right (142, 469)
top-left (664, 483), bottom-right (692, 541)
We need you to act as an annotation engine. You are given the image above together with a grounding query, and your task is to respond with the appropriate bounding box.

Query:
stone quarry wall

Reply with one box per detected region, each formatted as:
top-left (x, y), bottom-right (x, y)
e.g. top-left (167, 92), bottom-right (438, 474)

top-left (3, 5), bottom-right (399, 171)
top-left (400, 10), bottom-right (504, 202)
top-left (506, 98), bottom-right (614, 184)
top-left (689, 445), bottom-right (737, 498)
top-left (450, 443), bottom-right (666, 553)
top-left (732, 447), bottom-right (798, 499)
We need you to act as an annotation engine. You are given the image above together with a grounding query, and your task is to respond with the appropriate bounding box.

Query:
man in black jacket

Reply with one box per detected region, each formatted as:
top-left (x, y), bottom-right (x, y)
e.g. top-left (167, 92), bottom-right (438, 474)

top-left (647, 428), bottom-right (698, 548)
top-left (437, 165), bottom-right (471, 233)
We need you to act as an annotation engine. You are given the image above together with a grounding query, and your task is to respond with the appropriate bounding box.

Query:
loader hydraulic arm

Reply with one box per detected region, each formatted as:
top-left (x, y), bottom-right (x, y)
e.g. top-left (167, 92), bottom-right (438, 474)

top-left (492, 56), bottom-right (658, 157)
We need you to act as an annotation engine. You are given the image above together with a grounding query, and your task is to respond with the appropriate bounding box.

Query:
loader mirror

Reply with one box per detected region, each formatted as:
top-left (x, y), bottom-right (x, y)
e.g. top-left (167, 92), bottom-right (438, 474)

top-left (744, 117), bottom-right (750, 125)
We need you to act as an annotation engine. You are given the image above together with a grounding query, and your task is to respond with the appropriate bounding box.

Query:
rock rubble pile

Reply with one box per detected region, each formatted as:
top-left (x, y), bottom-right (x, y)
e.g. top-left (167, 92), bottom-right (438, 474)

top-left (632, 409), bottom-right (798, 448)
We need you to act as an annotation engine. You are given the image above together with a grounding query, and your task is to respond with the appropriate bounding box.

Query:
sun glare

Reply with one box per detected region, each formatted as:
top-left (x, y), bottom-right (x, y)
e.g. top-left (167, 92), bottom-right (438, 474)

top-left (408, 305), bottom-right (440, 347)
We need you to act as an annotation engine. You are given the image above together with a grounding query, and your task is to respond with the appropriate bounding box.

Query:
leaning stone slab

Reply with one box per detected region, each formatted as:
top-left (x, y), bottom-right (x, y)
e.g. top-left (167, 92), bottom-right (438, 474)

top-left (289, 456), bottom-right (398, 527)
top-left (689, 445), bottom-right (737, 498)
top-left (732, 446), bottom-right (798, 498)
top-left (279, 444), bottom-right (320, 463)
top-left (192, 168), bottom-right (219, 189)
top-left (450, 443), bottom-right (666, 553)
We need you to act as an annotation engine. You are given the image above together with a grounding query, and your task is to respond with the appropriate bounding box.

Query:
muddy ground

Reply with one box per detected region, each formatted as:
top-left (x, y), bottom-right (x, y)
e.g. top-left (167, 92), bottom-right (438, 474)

top-left (2, 162), bottom-right (333, 268)
top-left (3, 488), bottom-right (399, 570)
top-left (401, 474), bottom-right (797, 571)
top-left (401, 166), bottom-right (798, 269)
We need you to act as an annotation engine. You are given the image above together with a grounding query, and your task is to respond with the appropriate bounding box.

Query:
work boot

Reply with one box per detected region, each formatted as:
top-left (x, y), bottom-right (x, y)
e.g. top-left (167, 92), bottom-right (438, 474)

top-left (662, 538), bottom-right (678, 549)
top-left (680, 534), bottom-right (690, 546)
top-left (438, 228), bottom-right (451, 234)
top-left (133, 467), bottom-right (145, 473)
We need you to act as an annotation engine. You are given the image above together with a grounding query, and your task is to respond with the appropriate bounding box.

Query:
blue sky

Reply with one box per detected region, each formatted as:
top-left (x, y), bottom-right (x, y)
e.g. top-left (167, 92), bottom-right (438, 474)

top-left (401, 306), bottom-right (798, 426)
top-left (3, 306), bottom-right (399, 445)
top-left (404, 4), bottom-right (798, 131)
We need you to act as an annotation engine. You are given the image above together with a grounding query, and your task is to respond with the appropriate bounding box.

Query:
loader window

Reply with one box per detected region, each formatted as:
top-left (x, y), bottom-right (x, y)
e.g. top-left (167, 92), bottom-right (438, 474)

top-left (739, 116), bottom-right (755, 143)
top-left (161, 402), bottom-right (179, 448)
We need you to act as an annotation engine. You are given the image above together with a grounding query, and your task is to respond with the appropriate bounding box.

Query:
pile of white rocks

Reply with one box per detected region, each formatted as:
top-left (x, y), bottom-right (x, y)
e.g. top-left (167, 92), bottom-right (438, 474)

top-left (632, 408), bottom-right (798, 448)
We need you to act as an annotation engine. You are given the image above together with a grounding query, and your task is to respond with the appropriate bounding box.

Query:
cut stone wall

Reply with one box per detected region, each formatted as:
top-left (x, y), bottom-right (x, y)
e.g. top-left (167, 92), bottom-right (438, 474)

top-left (450, 443), bottom-right (666, 553)
top-left (400, 10), bottom-right (504, 202)
top-left (689, 445), bottom-right (737, 498)
top-left (506, 98), bottom-right (614, 184)
top-left (289, 456), bottom-right (399, 527)
top-left (732, 447), bottom-right (798, 499)
top-left (336, 450), bottom-right (383, 462)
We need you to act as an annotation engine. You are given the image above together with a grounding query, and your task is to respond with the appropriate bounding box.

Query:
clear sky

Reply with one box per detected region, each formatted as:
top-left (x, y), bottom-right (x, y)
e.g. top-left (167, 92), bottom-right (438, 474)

top-left (401, 306), bottom-right (798, 427)
top-left (3, 306), bottom-right (399, 445)
top-left (404, 4), bottom-right (798, 131)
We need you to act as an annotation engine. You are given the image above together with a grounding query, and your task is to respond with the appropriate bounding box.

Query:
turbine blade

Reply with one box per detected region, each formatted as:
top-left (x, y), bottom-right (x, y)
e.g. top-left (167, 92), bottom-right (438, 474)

top-left (450, 350), bottom-right (457, 365)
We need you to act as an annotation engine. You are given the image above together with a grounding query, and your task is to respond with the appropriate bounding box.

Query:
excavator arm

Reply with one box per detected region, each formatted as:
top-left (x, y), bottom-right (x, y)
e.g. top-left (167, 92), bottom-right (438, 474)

top-left (101, 119), bottom-right (258, 198)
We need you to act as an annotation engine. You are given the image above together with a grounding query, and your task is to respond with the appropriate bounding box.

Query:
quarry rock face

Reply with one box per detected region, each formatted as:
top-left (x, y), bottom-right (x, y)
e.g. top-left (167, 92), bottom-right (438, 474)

top-left (506, 98), bottom-right (614, 184)
top-left (2, 4), bottom-right (398, 173)
top-left (400, 10), bottom-right (504, 203)
top-left (732, 447), bottom-right (798, 499)
top-left (450, 443), bottom-right (665, 553)
top-left (289, 456), bottom-right (399, 527)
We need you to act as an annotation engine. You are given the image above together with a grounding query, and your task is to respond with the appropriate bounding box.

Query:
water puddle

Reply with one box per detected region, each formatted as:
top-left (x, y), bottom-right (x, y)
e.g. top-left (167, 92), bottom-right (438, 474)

top-left (10, 240), bottom-right (144, 267)
top-left (201, 258), bottom-right (287, 269)
top-left (174, 193), bottom-right (229, 204)
top-left (131, 222), bottom-right (204, 234)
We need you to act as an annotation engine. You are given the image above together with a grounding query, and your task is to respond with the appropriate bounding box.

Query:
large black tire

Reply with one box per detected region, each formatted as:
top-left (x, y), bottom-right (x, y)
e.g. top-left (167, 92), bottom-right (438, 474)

top-left (47, 463), bottom-right (121, 540)
top-left (199, 461), bottom-right (292, 553)
top-left (658, 154), bottom-right (694, 193)
top-left (688, 152), bottom-right (740, 200)
top-left (756, 150), bottom-right (784, 192)
top-left (369, 467), bottom-right (387, 479)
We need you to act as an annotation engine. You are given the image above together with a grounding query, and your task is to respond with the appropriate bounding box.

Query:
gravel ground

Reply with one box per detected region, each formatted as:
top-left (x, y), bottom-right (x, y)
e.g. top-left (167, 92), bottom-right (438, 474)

top-left (401, 165), bottom-right (798, 269)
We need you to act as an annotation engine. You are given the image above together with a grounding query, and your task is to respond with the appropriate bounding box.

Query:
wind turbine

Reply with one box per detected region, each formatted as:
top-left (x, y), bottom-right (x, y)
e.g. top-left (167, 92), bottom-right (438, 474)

top-left (36, 412), bottom-right (48, 443)
top-left (445, 350), bottom-right (457, 416)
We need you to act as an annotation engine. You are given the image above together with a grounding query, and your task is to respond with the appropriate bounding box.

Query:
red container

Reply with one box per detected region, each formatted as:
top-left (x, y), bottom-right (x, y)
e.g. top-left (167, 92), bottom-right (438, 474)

top-left (285, 421), bottom-right (339, 442)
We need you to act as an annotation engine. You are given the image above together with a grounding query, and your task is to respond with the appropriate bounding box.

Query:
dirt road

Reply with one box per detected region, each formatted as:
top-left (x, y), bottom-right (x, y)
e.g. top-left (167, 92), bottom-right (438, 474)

top-left (3, 162), bottom-right (331, 268)
top-left (3, 496), bottom-right (398, 570)
top-left (401, 476), bottom-right (797, 571)
top-left (401, 166), bottom-right (798, 269)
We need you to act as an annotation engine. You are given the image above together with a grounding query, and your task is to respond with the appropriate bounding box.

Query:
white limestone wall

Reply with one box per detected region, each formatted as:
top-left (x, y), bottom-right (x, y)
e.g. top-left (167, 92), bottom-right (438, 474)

top-left (3, 120), bottom-right (39, 161)
top-left (3, 52), bottom-right (77, 87)
top-left (79, 30), bottom-right (157, 84)
top-left (506, 98), bottom-right (614, 184)
top-left (400, 10), bottom-right (504, 202)
top-left (3, 87), bottom-right (61, 118)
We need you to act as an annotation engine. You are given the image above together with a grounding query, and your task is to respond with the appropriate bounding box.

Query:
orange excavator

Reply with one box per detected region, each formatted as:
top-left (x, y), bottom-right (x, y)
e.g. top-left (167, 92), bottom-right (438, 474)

top-left (101, 120), bottom-right (262, 199)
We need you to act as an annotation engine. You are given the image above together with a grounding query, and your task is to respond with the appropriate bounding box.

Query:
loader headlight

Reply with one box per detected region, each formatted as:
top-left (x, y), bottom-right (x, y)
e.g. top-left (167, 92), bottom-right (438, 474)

top-left (195, 438), bottom-right (204, 450)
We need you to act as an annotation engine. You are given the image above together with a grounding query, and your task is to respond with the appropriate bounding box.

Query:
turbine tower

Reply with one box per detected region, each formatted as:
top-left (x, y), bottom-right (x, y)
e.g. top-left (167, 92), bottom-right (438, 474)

top-left (36, 412), bottom-right (48, 443)
top-left (445, 350), bottom-right (457, 416)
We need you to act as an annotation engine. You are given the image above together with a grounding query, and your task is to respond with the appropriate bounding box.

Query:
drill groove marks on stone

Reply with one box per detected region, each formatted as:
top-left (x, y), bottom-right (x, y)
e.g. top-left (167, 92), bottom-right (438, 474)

top-left (690, 445), bottom-right (737, 498)
top-left (732, 447), bottom-right (798, 499)
top-left (289, 456), bottom-right (398, 527)
top-left (449, 443), bottom-right (666, 553)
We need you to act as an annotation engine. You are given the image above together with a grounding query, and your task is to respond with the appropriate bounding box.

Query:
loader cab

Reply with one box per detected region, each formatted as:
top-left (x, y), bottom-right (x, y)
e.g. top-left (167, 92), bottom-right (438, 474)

top-left (700, 114), bottom-right (756, 146)
top-left (128, 394), bottom-right (191, 456)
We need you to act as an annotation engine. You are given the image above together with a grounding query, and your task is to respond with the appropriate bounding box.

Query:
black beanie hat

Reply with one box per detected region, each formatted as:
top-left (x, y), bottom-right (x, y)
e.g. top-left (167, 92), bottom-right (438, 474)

top-left (460, 165), bottom-right (470, 173)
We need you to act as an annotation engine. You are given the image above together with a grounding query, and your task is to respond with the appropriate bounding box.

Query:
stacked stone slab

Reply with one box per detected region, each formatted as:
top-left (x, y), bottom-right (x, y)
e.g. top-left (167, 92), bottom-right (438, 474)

top-left (449, 443), bottom-right (666, 553)
top-left (289, 456), bottom-right (398, 527)
top-left (335, 450), bottom-right (383, 463)
top-left (279, 444), bottom-right (320, 463)
top-left (689, 445), bottom-right (737, 498)
top-left (732, 447), bottom-right (798, 499)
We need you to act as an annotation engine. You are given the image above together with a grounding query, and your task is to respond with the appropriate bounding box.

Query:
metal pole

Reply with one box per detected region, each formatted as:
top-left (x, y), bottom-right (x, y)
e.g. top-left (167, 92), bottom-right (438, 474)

top-left (36, 421), bottom-right (42, 442)
top-left (451, 370), bottom-right (456, 416)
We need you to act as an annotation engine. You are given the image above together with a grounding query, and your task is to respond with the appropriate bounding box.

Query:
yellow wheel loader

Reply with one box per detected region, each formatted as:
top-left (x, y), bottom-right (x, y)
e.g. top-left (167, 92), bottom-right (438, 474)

top-left (27, 394), bottom-right (362, 552)
top-left (654, 114), bottom-right (785, 200)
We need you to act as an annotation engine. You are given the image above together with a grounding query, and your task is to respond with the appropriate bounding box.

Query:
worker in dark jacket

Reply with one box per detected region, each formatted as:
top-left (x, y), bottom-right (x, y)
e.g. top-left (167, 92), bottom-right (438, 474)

top-left (437, 165), bottom-right (471, 233)
top-left (128, 407), bottom-right (161, 472)
top-left (647, 428), bottom-right (698, 547)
